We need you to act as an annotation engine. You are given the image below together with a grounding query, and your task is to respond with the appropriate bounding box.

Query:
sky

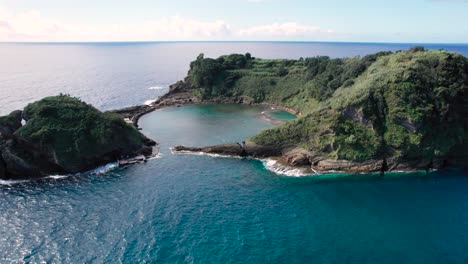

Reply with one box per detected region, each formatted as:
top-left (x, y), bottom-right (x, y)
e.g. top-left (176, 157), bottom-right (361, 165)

top-left (0, 0), bottom-right (468, 43)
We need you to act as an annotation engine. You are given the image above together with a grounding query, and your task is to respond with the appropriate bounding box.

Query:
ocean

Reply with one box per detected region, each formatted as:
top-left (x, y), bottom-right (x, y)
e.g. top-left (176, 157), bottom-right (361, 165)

top-left (1, 42), bottom-right (468, 263)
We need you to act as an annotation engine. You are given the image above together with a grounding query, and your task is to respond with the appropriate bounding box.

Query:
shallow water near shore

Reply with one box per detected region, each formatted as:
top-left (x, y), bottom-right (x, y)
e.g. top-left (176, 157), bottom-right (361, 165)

top-left (2, 103), bottom-right (468, 263)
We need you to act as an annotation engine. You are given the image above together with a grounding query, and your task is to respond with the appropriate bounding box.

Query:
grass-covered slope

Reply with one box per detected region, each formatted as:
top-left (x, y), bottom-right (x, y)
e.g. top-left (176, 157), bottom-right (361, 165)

top-left (16, 95), bottom-right (150, 172)
top-left (188, 48), bottom-right (468, 166)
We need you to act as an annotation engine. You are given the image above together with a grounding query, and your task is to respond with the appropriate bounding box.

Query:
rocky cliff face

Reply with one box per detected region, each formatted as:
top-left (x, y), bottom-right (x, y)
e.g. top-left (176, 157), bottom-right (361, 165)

top-left (0, 96), bottom-right (156, 180)
top-left (173, 140), bottom-right (466, 174)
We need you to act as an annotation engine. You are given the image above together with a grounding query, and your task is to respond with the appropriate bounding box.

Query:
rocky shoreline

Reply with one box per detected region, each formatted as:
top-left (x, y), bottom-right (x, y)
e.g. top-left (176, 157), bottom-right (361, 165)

top-left (173, 141), bottom-right (467, 174)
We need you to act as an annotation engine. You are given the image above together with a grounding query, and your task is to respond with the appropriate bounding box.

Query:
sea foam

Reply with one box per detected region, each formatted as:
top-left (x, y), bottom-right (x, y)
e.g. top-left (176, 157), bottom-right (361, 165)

top-left (262, 159), bottom-right (314, 177)
top-left (148, 85), bottom-right (168, 90)
top-left (0, 179), bottom-right (29, 186)
top-left (144, 99), bottom-right (157, 105)
top-left (172, 147), bottom-right (315, 177)
top-left (171, 148), bottom-right (243, 160)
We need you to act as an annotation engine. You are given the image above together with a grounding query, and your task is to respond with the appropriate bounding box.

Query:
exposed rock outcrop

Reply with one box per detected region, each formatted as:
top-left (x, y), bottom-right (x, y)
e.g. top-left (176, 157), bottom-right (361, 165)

top-left (312, 159), bottom-right (384, 173)
top-left (172, 140), bottom-right (465, 174)
top-left (283, 147), bottom-right (315, 166)
top-left (174, 143), bottom-right (246, 156)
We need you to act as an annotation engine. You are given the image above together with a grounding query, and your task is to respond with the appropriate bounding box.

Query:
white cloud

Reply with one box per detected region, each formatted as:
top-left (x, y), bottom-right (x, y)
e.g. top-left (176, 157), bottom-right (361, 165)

top-left (0, 6), bottom-right (334, 41)
top-left (0, 6), bottom-right (231, 41)
top-left (239, 22), bottom-right (323, 37)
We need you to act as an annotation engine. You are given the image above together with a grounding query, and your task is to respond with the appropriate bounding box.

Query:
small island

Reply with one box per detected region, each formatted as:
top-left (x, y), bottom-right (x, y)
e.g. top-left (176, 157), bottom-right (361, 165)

top-left (0, 95), bottom-right (156, 180)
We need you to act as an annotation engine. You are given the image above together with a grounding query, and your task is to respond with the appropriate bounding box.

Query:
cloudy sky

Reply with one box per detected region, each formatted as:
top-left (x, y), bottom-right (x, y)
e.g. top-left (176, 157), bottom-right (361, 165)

top-left (0, 0), bottom-right (467, 43)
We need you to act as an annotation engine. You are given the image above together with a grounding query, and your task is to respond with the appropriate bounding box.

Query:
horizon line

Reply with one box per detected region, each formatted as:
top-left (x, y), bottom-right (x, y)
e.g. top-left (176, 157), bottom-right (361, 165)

top-left (1, 40), bottom-right (468, 45)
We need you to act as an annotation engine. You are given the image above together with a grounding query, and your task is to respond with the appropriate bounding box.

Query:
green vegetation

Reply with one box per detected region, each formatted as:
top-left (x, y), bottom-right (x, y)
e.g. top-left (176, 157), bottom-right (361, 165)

top-left (188, 48), bottom-right (468, 163)
top-left (17, 95), bottom-right (148, 172)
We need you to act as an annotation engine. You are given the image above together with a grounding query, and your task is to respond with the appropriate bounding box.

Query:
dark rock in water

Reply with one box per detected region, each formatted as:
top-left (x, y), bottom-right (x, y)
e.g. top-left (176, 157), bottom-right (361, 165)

top-left (119, 155), bottom-right (147, 167)
top-left (0, 95), bottom-right (157, 180)
top-left (173, 141), bottom-right (284, 159)
top-left (174, 143), bottom-right (246, 156)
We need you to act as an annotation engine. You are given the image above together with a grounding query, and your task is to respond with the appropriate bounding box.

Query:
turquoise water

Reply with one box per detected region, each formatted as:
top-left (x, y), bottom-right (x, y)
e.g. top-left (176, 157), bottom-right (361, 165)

top-left (268, 109), bottom-right (297, 121)
top-left (1, 104), bottom-right (468, 263)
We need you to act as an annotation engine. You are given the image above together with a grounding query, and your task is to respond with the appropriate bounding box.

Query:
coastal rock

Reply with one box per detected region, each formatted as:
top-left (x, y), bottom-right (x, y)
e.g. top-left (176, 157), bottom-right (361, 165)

top-left (0, 136), bottom-right (68, 179)
top-left (386, 158), bottom-right (433, 172)
top-left (312, 159), bottom-right (384, 173)
top-left (282, 147), bottom-right (314, 166)
top-left (109, 105), bottom-right (152, 119)
top-left (168, 80), bottom-right (193, 95)
top-left (174, 143), bottom-right (246, 156)
top-left (0, 110), bottom-right (23, 138)
top-left (243, 141), bottom-right (282, 157)
top-left (173, 141), bottom-right (283, 158)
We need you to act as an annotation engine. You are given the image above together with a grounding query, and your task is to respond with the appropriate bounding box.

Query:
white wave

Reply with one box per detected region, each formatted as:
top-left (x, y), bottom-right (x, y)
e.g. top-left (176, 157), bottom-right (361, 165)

top-left (147, 152), bottom-right (162, 160)
top-left (0, 179), bottom-right (29, 186)
top-left (87, 162), bottom-right (118, 175)
top-left (171, 149), bottom-right (243, 159)
top-left (148, 85), bottom-right (168, 90)
top-left (144, 99), bottom-right (157, 105)
top-left (0, 162), bottom-right (121, 185)
top-left (262, 159), bottom-right (313, 177)
top-left (48, 175), bottom-right (69, 180)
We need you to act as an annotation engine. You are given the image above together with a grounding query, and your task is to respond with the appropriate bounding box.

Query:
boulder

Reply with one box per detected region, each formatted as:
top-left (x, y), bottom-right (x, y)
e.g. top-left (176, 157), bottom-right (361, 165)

top-left (283, 147), bottom-right (313, 166)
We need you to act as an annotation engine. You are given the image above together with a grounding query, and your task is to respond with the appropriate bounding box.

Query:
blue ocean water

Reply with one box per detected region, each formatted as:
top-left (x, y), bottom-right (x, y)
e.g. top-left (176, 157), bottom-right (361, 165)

top-left (1, 42), bottom-right (468, 263)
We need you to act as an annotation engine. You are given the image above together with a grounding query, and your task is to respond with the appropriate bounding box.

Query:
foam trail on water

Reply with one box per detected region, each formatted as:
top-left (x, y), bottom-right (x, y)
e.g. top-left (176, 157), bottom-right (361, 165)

top-left (171, 148), bottom-right (243, 159)
top-left (262, 159), bottom-right (312, 177)
top-left (148, 153), bottom-right (162, 160)
top-left (88, 162), bottom-right (119, 175)
top-left (148, 85), bottom-right (168, 90)
top-left (0, 179), bottom-right (29, 185)
top-left (144, 99), bottom-right (157, 105)
top-left (0, 162), bottom-right (121, 185)
top-left (48, 175), bottom-right (69, 180)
